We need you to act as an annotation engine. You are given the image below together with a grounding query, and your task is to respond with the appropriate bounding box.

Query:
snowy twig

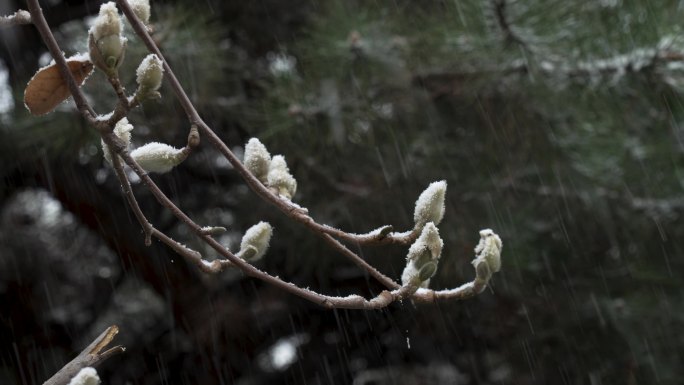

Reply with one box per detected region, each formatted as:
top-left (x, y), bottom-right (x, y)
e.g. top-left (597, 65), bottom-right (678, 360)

top-left (25, 0), bottom-right (499, 314)
top-left (115, 0), bottom-right (419, 247)
top-left (416, 44), bottom-right (684, 98)
top-left (43, 325), bottom-right (124, 385)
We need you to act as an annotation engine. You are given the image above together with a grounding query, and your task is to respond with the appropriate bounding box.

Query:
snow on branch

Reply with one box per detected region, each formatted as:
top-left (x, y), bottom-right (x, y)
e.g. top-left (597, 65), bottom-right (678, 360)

top-left (0, 10), bottom-right (31, 26)
top-left (21, 1), bottom-right (506, 381)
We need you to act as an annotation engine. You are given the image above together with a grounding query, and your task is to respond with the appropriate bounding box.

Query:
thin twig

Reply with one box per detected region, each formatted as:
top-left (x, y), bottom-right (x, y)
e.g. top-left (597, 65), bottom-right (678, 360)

top-left (43, 325), bottom-right (124, 385)
top-left (109, 146), bottom-right (154, 244)
top-left (115, 0), bottom-right (418, 248)
top-left (321, 234), bottom-right (400, 290)
top-left (26, 0), bottom-right (496, 311)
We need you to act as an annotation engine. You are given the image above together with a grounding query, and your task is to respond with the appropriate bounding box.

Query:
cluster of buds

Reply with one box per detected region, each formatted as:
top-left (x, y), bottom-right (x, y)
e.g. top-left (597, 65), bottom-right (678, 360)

top-left (88, 1), bottom-right (155, 78)
top-left (243, 138), bottom-right (297, 200)
top-left (101, 118), bottom-right (187, 174)
top-left (402, 181), bottom-right (503, 291)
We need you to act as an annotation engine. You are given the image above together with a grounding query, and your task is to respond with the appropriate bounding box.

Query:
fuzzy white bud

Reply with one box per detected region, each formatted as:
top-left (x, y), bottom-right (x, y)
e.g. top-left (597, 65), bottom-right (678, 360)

top-left (239, 222), bottom-right (273, 261)
top-left (130, 142), bottom-right (186, 174)
top-left (472, 229), bottom-right (502, 281)
top-left (413, 180), bottom-right (447, 229)
top-left (102, 118), bottom-right (134, 165)
top-left (244, 138), bottom-right (272, 183)
top-left (136, 54), bottom-right (164, 94)
top-left (267, 155), bottom-right (297, 199)
top-left (67, 367), bottom-right (100, 385)
top-left (88, 2), bottom-right (126, 73)
top-left (127, 0), bottom-right (151, 24)
top-left (90, 2), bottom-right (121, 40)
top-left (402, 223), bottom-right (443, 288)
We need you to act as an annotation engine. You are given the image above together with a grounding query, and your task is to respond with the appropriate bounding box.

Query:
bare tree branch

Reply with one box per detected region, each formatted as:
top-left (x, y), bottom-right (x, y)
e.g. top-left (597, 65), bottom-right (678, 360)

top-left (115, 0), bottom-right (419, 248)
top-left (25, 0), bottom-right (498, 317)
top-left (43, 325), bottom-right (124, 385)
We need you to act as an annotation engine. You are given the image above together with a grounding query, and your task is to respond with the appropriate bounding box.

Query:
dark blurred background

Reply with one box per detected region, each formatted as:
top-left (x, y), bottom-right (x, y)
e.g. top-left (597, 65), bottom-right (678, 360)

top-left (1, 0), bottom-right (684, 384)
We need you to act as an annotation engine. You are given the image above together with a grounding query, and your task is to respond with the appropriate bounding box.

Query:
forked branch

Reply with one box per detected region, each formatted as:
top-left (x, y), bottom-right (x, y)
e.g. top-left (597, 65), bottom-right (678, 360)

top-left (24, 0), bottom-right (503, 313)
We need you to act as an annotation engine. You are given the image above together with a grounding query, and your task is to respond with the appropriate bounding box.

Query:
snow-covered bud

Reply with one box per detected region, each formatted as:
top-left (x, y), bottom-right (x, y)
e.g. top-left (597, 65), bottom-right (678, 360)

top-left (244, 138), bottom-right (271, 183)
top-left (102, 118), bottom-right (134, 165)
top-left (130, 142), bottom-right (187, 173)
top-left (402, 223), bottom-right (443, 288)
top-left (407, 223), bottom-right (443, 261)
top-left (267, 155), bottom-right (297, 199)
top-left (127, 0), bottom-right (151, 24)
top-left (67, 367), bottom-right (100, 385)
top-left (239, 222), bottom-right (273, 261)
top-left (135, 54), bottom-right (164, 98)
top-left (401, 263), bottom-right (420, 287)
top-left (88, 2), bottom-right (126, 74)
top-left (413, 180), bottom-right (447, 230)
top-left (90, 3), bottom-right (121, 40)
top-left (472, 229), bottom-right (502, 281)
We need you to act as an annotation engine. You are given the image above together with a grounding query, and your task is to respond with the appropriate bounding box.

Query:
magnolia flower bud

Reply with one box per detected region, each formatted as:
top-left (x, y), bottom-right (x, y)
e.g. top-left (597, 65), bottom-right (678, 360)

top-left (402, 223), bottom-right (443, 288)
top-left (88, 2), bottom-right (126, 74)
top-left (90, 3), bottom-right (121, 40)
top-left (102, 118), bottom-right (134, 165)
top-left (472, 229), bottom-right (502, 283)
top-left (67, 367), bottom-right (100, 385)
top-left (127, 0), bottom-right (151, 24)
top-left (400, 262), bottom-right (420, 287)
top-left (130, 142), bottom-right (187, 173)
top-left (473, 229), bottom-right (502, 272)
top-left (474, 259), bottom-right (491, 282)
top-left (239, 222), bottom-right (273, 261)
top-left (407, 223), bottom-right (443, 262)
top-left (267, 155), bottom-right (297, 199)
top-left (413, 180), bottom-right (447, 230)
top-left (244, 138), bottom-right (271, 183)
top-left (135, 54), bottom-right (164, 98)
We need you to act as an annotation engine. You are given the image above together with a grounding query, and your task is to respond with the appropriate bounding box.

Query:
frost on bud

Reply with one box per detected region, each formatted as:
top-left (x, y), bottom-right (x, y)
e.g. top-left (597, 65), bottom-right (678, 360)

top-left (127, 0), bottom-right (151, 24)
top-left (239, 221), bottom-right (273, 261)
top-left (67, 367), bottom-right (100, 385)
top-left (130, 142), bottom-right (187, 174)
top-left (244, 138), bottom-right (272, 183)
top-left (102, 118), bottom-right (134, 165)
top-left (401, 223), bottom-right (443, 288)
top-left (267, 155), bottom-right (297, 199)
top-left (90, 3), bottom-right (121, 40)
top-left (88, 2), bottom-right (126, 74)
top-left (136, 54), bottom-right (164, 98)
top-left (472, 229), bottom-right (503, 282)
top-left (413, 180), bottom-right (447, 230)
